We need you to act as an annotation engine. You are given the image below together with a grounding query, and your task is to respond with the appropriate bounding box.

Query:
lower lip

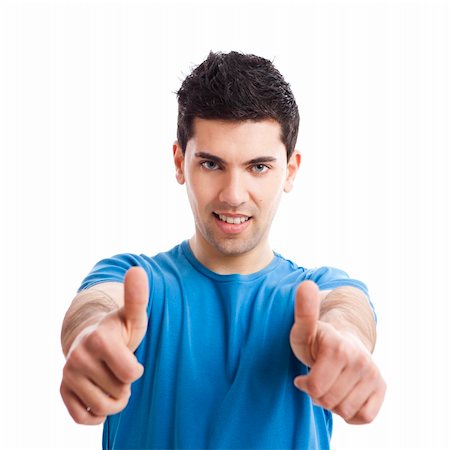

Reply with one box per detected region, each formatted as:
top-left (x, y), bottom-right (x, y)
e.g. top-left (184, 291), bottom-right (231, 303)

top-left (214, 215), bottom-right (251, 234)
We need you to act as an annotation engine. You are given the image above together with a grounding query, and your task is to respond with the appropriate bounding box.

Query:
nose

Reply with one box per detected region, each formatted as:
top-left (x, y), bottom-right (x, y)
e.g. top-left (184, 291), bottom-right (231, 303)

top-left (218, 171), bottom-right (249, 207)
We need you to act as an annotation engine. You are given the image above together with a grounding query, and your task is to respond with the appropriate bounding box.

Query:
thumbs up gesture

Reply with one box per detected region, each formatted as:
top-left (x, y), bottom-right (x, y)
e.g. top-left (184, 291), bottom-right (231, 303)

top-left (120, 267), bottom-right (150, 352)
top-left (289, 281), bottom-right (386, 424)
top-left (60, 267), bottom-right (149, 425)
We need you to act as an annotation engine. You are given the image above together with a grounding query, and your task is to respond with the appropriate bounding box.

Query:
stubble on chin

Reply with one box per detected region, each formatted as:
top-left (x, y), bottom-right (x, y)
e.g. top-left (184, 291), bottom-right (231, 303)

top-left (200, 224), bottom-right (261, 257)
top-left (209, 238), bottom-right (258, 256)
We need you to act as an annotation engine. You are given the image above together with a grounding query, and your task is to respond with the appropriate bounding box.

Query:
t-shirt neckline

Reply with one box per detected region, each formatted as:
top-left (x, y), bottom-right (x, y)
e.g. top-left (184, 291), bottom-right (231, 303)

top-left (180, 240), bottom-right (282, 283)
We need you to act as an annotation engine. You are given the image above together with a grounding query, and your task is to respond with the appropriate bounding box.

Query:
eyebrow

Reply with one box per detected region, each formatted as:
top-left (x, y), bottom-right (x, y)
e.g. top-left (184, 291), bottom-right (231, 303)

top-left (194, 152), bottom-right (278, 165)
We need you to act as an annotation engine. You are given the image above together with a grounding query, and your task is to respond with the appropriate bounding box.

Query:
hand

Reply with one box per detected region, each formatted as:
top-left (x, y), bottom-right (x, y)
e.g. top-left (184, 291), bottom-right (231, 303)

top-left (60, 267), bottom-right (149, 424)
top-left (289, 281), bottom-right (386, 424)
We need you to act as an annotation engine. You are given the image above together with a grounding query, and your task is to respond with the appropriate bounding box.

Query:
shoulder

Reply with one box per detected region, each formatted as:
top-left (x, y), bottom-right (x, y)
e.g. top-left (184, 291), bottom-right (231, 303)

top-left (303, 266), bottom-right (369, 297)
top-left (78, 243), bottom-right (187, 292)
top-left (271, 254), bottom-right (368, 297)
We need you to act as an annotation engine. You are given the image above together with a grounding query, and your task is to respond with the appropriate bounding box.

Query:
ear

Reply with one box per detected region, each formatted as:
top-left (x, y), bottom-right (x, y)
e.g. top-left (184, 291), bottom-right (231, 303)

top-left (284, 151), bottom-right (301, 193)
top-left (173, 141), bottom-right (185, 185)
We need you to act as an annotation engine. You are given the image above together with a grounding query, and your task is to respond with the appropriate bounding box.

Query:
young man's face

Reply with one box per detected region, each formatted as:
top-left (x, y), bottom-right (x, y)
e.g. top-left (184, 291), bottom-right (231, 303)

top-left (173, 118), bottom-right (301, 262)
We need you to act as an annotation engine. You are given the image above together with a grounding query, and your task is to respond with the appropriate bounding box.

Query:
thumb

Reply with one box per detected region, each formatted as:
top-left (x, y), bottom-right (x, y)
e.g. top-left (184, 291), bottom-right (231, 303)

top-left (290, 280), bottom-right (321, 366)
top-left (122, 266), bottom-right (149, 351)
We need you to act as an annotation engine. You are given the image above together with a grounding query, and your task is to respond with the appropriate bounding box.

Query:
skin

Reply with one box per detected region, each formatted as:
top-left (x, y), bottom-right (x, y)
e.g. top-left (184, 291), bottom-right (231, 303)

top-left (60, 117), bottom-right (385, 426)
top-left (173, 118), bottom-right (301, 274)
top-left (291, 282), bottom-right (385, 424)
top-left (60, 269), bottom-right (149, 425)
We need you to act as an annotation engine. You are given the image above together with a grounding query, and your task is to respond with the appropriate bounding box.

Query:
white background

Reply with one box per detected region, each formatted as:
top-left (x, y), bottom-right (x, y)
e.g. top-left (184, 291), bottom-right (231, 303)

top-left (0, 0), bottom-right (448, 449)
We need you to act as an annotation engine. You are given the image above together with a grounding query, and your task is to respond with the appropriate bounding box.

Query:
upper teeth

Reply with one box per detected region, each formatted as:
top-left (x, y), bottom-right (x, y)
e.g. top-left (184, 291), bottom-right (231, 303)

top-left (218, 214), bottom-right (249, 224)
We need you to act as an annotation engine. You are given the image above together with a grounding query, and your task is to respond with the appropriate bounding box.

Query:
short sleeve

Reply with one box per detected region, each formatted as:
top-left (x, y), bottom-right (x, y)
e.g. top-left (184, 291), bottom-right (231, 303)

top-left (77, 253), bottom-right (150, 292)
top-left (303, 266), bottom-right (376, 322)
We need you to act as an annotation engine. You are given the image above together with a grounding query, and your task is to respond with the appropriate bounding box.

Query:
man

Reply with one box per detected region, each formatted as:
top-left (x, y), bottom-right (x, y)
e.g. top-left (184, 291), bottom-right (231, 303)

top-left (60, 51), bottom-right (386, 449)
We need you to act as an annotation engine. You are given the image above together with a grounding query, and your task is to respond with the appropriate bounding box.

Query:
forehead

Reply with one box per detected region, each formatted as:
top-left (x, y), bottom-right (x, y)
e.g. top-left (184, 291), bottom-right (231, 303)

top-left (186, 118), bottom-right (286, 161)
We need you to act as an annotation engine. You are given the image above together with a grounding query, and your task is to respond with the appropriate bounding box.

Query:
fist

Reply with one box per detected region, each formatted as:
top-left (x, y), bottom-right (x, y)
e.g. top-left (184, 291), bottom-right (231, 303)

top-left (290, 281), bottom-right (386, 424)
top-left (60, 267), bottom-right (149, 424)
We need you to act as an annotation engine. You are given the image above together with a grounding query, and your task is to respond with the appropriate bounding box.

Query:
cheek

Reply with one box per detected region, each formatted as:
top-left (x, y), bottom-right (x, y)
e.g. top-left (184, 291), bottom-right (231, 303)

top-left (186, 179), bottom-right (213, 211)
top-left (185, 180), bottom-right (199, 209)
top-left (254, 178), bottom-right (284, 208)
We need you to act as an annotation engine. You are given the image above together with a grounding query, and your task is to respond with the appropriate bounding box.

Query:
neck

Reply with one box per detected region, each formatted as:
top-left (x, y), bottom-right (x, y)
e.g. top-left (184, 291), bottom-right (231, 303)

top-left (188, 235), bottom-right (274, 275)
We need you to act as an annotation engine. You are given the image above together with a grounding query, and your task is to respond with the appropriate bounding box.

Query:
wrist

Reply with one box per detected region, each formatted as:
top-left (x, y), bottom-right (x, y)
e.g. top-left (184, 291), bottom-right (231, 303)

top-left (319, 287), bottom-right (377, 353)
top-left (320, 309), bottom-right (373, 353)
top-left (63, 312), bottom-right (108, 357)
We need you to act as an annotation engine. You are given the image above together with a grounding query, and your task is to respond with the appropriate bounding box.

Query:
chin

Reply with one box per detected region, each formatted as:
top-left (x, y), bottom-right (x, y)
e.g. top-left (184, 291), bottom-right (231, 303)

top-left (208, 235), bottom-right (261, 256)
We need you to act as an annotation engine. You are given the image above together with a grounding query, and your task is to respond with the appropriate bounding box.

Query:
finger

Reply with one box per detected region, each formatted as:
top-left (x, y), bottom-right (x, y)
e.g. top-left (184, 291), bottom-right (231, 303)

top-left (88, 361), bottom-right (131, 400)
top-left (82, 329), bottom-right (144, 384)
top-left (122, 266), bottom-right (149, 350)
top-left (60, 381), bottom-right (105, 425)
top-left (69, 347), bottom-right (131, 400)
top-left (346, 383), bottom-right (386, 425)
top-left (315, 352), bottom-right (372, 410)
top-left (314, 366), bottom-right (363, 411)
top-left (63, 368), bottom-right (130, 418)
top-left (333, 368), bottom-right (384, 423)
top-left (293, 342), bottom-right (347, 400)
top-left (290, 281), bottom-right (321, 365)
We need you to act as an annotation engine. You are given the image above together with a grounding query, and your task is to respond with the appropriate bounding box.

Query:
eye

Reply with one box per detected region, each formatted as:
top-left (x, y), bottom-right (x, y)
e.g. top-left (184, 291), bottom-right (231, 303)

top-left (201, 160), bottom-right (220, 171)
top-left (251, 164), bottom-right (269, 174)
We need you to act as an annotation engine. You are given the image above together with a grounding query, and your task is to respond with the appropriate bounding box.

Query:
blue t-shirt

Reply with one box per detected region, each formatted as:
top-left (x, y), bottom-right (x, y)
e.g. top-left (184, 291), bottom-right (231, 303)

top-left (79, 241), bottom-right (370, 450)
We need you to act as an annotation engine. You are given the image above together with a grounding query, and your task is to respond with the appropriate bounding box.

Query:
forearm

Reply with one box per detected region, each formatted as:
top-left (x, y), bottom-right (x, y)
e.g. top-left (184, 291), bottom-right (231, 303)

top-left (319, 286), bottom-right (376, 353)
top-left (61, 283), bottom-right (123, 356)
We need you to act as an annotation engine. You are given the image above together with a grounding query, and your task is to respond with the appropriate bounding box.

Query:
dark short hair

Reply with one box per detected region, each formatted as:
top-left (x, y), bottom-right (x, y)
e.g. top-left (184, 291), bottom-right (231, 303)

top-left (176, 51), bottom-right (299, 160)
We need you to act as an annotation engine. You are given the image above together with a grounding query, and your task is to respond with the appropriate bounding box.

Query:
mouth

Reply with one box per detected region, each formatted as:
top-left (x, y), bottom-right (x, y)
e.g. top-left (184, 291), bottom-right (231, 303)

top-left (213, 213), bottom-right (251, 224)
top-left (212, 212), bottom-right (252, 234)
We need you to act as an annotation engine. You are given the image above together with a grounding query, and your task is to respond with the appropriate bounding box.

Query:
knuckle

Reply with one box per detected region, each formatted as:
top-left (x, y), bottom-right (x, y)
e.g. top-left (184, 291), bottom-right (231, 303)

top-left (72, 412), bottom-right (86, 425)
top-left (117, 384), bottom-right (131, 400)
top-left (122, 368), bottom-right (135, 383)
top-left (353, 353), bottom-right (369, 371)
top-left (333, 341), bottom-right (349, 362)
top-left (60, 381), bottom-right (69, 400)
top-left (320, 394), bottom-right (337, 410)
top-left (342, 410), bottom-right (355, 423)
top-left (366, 364), bottom-right (380, 381)
top-left (358, 406), bottom-right (376, 424)
top-left (337, 402), bottom-right (357, 422)
top-left (90, 398), bottom-right (109, 417)
top-left (332, 404), bottom-right (345, 419)
top-left (102, 392), bottom-right (130, 416)
top-left (86, 331), bottom-right (107, 354)
top-left (362, 411), bottom-right (376, 424)
top-left (69, 406), bottom-right (87, 425)
top-left (306, 379), bottom-right (323, 398)
top-left (62, 364), bottom-right (76, 387)
top-left (121, 363), bottom-right (140, 383)
top-left (66, 347), bottom-right (86, 370)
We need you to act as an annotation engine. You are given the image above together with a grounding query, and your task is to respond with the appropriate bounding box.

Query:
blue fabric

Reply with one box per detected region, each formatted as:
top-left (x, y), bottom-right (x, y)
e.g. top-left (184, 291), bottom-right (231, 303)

top-left (79, 241), bottom-right (371, 450)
